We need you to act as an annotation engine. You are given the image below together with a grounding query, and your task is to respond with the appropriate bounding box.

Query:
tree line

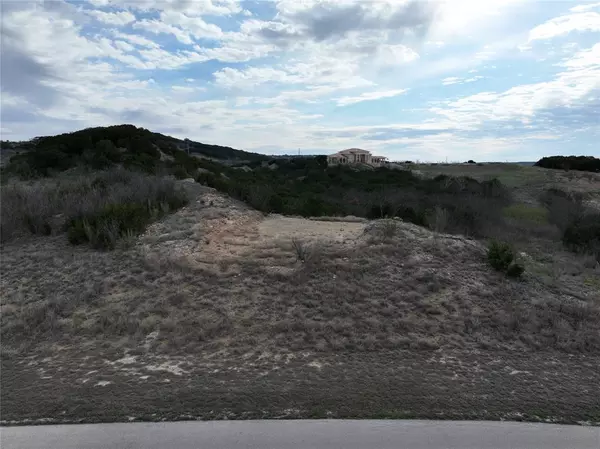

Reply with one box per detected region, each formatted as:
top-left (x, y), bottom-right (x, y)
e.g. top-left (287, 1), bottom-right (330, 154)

top-left (535, 156), bottom-right (600, 173)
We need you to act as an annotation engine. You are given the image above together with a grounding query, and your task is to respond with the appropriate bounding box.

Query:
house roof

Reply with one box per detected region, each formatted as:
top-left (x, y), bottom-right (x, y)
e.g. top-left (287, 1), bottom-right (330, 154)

top-left (340, 148), bottom-right (370, 153)
top-left (330, 148), bottom-right (371, 156)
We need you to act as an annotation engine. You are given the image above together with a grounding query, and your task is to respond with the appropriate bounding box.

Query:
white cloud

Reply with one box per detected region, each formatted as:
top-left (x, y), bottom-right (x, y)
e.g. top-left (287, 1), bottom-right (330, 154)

top-left (138, 47), bottom-right (208, 69)
top-left (431, 44), bottom-right (600, 126)
top-left (86, 0), bottom-right (243, 16)
top-left (213, 54), bottom-right (373, 91)
top-left (86, 9), bottom-right (135, 25)
top-left (133, 19), bottom-right (194, 44)
top-left (426, 41), bottom-right (446, 48)
top-left (158, 10), bottom-right (223, 39)
top-left (248, 80), bottom-right (375, 107)
top-left (570, 2), bottom-right (600, 13)
top-left (558, 42), bottom-right (600, 68)
top-left (170, 85), bottom-right (196, 93)
top-left (112, 32), bottom-right (160, 48)
top-left (528, 11), bottom-right (600, 41)
top-left (114, 40), bottom-right (135, 52)
top-left (376, 44), bottom-right (420, 66)
top-left (336, 89), bottom-right (408, 106)
top-left (442, 75), bottom-right (483, 85)
top-left (442, 77), bottom-right (461, 85)
top-left (198, 41), bottom-right (277, 63)
top-left (427, 0), bottom-right (528, 41)
top-left (213, 67), bottom-right (292, 88)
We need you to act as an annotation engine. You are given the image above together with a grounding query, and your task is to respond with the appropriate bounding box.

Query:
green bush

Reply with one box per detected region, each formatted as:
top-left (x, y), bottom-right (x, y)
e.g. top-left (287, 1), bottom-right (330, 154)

top-left (506, 263), bottom-right (525, 278)
top-left (192, 158), bottom-right (508, 238)
top-left (1, 168), bottom-right (188, 247)
top-left (488, 241), bottom-right (514, 272)
top-left (487, 241), bottom-right (524, 278)
top-left (173, 166), bottom-right (190, 180)
top-left (542, 189), bottom-right (600, 261)
top-left (268, 194), bottom-right (285, 214)
top-left (68, 203), bottom-right (149, 249)
top-left (67, 219), bottom-right (88, 245)
top-left (299, 196), bottom-right (326, 217)
top-left (24, 214), bottom-right (52, 236)
top-left (68, 202), bottom-right (164, 250)
top-left (196, 171), bottom-right (229, 191)
top-left (563, 215), bottom-right (600, 261)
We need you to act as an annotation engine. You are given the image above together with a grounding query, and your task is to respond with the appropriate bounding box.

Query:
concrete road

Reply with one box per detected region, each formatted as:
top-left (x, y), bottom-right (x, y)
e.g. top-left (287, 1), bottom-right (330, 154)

top-left (1, 420), bottom-right (599, 449)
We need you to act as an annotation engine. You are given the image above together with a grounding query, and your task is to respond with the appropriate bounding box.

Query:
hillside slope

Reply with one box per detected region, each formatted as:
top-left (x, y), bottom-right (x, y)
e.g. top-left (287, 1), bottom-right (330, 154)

top-left (2, 185), bottom-right (599, 424)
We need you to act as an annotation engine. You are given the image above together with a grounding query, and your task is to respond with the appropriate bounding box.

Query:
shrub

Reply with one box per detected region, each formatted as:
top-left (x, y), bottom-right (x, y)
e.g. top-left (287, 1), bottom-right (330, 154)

top-left (506, 263), bottom-right (525, 278)
top-left (299, 196), bottom-right (326, 217)
top-left (488, 241), bottom-right (514, 272)
top-left (68, 203), bottom-right (151, 250)
top-left (1, 169), bottom-right (187, 247)
top-left (67, 219), bottom-right (88, 245)
top-left (563, 215), bottom-right (600, 261)
top-left (195, 171), bottom-right (229, 191)
top-left (0, 183), bottom-right (59, 241)
top-left (488, 240), bottom-right (524, 277)
top-left (268, 194), bottom-right (285, 214)
top-left (291, 238), bottom-right (313, 263)
top-left (381, 219), bottom-right (399, 239)
top-left (173, 166), bottom-right (189, 180)
top-left (395, 206), bottom-right (427, 227)
top-left (541, 188), bottom-right (585, 231)
top-left (541, 188), bottom-right (600, 261)
top-left (429, 206), bottom-right (449, 233)
top-left (192, 158), bottom-right (508, 238)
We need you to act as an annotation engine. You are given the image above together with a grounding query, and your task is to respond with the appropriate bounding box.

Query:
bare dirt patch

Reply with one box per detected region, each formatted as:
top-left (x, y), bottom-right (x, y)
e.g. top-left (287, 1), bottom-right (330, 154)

top-left (259, 215), bottom-right (365, 243)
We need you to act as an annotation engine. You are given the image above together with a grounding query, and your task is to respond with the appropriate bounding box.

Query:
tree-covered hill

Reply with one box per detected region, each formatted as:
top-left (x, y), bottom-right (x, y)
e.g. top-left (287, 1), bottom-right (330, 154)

top-left (2, 124), bottom-right (268, 177)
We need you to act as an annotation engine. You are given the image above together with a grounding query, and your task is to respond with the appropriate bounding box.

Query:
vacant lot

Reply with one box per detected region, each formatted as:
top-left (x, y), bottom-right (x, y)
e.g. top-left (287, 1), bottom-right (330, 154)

top-left (1, 166), bottom-right (600, 425)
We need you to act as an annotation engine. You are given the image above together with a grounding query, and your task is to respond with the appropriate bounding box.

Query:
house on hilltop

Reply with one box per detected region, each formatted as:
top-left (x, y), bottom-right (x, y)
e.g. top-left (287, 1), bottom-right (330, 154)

top-left (327, 148), bottom-right (388, 167)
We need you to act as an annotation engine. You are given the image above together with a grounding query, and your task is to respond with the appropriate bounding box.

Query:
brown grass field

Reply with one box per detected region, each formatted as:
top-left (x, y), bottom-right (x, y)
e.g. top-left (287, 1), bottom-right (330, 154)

top-left (1, 164), bottom-right (600, 425)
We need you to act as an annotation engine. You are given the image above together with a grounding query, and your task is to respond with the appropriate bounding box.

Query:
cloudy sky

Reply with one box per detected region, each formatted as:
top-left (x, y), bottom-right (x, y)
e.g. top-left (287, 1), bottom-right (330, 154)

top-left (1, 0), bottom-right (599, 161)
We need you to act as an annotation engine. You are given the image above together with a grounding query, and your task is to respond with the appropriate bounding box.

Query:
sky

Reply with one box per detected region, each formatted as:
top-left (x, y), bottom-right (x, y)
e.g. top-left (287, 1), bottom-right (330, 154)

top-left (1, 0), bottom-right (599, 162)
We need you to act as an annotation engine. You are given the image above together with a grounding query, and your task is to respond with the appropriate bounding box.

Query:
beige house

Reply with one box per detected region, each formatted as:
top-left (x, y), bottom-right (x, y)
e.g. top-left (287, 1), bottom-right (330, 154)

top-left (327, 148), bottom-right (388, 167)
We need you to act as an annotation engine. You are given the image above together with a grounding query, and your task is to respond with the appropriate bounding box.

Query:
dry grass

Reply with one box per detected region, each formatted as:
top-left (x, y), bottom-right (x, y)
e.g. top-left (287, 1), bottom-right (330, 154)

top-left (2, 191), bottom-right (598, 356)
top-left (291, 238), bottom-right (318, 263)
top-left (0, 169), bottom-right (188, 244)
top-left (363, 219), bottom-right (401, 242)
top-left (2, 174), bottom-right (600, 424)
top-left (307, 215), bottom-right (367, 223)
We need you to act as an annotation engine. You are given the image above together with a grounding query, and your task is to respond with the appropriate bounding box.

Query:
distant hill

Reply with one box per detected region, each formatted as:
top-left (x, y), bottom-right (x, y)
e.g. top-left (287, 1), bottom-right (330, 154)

top-left (184, 139), bottom-right (267, 162)
top-left (2, 124), bottom-right (269, 178)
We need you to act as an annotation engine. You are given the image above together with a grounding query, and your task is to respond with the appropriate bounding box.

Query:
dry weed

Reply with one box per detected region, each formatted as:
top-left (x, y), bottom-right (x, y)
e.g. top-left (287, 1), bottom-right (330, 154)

top-left (291, 238), bottom-right (316, 263)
